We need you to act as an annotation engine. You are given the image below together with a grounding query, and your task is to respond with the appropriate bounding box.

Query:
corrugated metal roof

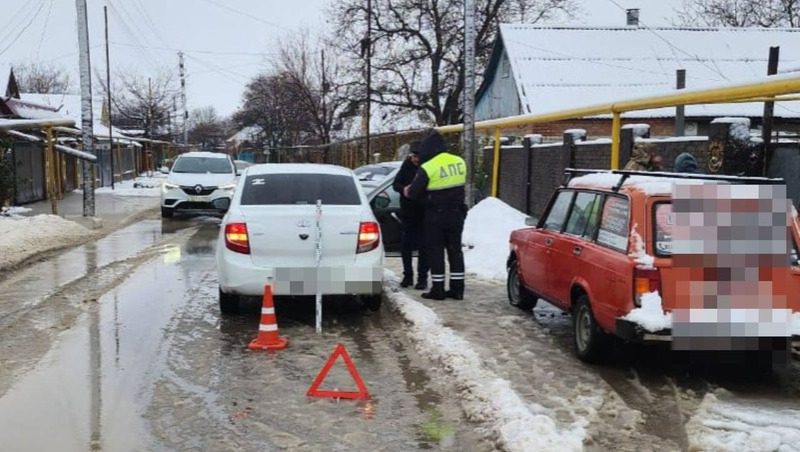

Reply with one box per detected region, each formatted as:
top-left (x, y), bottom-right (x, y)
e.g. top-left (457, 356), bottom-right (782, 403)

top-left (491, 24), bottom-right (800, 118)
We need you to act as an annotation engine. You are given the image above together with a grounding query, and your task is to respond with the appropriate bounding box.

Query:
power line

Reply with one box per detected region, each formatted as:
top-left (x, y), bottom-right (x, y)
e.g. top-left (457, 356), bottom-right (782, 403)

top-left (110, 41), bottom-right (275, 57)
top-left (196, 0), bottom-right (292, 32)
top-left (0, 0), bottom-right (48, 58)
top-left (0, 0), bottom-right (42, 48)
top-left (35, 0), bottom-right (55, 60)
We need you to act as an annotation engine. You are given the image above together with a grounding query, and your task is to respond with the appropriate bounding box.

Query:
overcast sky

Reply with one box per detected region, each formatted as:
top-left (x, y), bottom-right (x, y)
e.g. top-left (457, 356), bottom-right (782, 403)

top-left (0, 0), bottom-right (685, 118)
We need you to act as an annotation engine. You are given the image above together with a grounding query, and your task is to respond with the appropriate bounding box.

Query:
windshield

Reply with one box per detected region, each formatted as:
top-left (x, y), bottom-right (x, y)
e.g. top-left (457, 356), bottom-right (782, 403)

top-left (172, 156), bottom-right (233, 174)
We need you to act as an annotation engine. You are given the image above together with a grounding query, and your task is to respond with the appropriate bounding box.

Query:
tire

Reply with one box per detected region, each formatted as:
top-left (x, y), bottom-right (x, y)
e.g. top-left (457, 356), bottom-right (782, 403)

top-left (362, 294), bottom-right (382, 311)
top-left (219, 287), bottom-right (240, 315)
top-left (507, 257), bottom-right (538, 310)
top-left (572, 295), bottom-right (608, 363)
top-left (161, 206), bottom-right (174, 218)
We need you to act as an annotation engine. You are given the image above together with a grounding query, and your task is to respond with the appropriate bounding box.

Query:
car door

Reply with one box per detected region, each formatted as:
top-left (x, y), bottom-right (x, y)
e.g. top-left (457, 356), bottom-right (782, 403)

top-left (519, 190), bottom-right (574, 302)
top-left (548, 191), bottom-right (599, 307)
top-left (370, 188), bottom-right (403, 252)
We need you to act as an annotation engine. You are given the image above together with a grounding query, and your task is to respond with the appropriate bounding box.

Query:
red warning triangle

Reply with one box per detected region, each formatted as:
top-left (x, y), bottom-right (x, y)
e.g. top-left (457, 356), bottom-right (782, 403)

top-left (307, 343), bottom-right (370, 400)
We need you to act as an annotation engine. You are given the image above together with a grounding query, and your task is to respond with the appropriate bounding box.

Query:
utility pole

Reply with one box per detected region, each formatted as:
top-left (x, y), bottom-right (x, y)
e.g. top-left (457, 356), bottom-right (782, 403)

top-left (463, 0), bottom-right (477, 207)
top-left (363, 0), bottom-right (372, 165)
top-left (76, 0), bottom-right (95, 217)
top-left (104, 5), bottom-right (114, 190)
top-left (178, 52), bottom-right (188, 149)
top-left (321, 48), bottom-right (329, 162)
top-left (674, 69), bottom-right (686, 137)
top-left (763, 46), bottom-right (779, 175)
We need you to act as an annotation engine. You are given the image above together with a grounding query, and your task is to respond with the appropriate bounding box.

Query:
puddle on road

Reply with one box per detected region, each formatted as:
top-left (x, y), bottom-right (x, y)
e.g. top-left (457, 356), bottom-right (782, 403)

top-left (0, 222), bottom-right (218, 452)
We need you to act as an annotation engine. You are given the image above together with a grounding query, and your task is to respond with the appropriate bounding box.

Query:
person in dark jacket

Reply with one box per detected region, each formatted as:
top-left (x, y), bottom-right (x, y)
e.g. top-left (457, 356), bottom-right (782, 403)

top-left (404, 129), bottom-right (467, 300)
top-left (673, 152), bottom-right (700, 173)
top-left (393, 143), bottom-right (429, 289)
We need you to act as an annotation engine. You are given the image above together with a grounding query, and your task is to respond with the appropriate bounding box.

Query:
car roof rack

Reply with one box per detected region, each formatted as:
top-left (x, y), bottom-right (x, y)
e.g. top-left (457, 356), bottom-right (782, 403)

top-left (563, 168), bottom-right (785, 192)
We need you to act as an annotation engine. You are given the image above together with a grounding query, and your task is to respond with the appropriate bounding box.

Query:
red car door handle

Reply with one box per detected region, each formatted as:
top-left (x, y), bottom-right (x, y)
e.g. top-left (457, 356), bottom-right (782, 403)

top-left (573, 246), bottom-right (582, 256)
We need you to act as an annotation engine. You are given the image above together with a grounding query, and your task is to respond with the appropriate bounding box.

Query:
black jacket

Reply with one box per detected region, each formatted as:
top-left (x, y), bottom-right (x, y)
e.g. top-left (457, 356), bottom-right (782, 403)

top-left (393, 157), bottom-right (425, 221)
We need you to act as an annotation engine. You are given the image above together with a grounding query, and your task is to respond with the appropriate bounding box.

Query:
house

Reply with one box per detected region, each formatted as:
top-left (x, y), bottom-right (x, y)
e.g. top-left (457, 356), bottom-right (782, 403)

top-left (476, 23), bottom-right (800, 138)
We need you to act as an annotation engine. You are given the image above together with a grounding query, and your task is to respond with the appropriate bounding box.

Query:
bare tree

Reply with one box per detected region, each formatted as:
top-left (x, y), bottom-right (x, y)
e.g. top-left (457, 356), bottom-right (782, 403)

top-left (103, 71), bottom-right (177, 139)
top-left (331, 0), bottom-right (576, 126)
top-left (276, 34), bottom-right (360, 145)
top-left (234, 72), bottom-right (311, 150)
top-left (188, 106), bottom-right (230, 150)
top-left (13, 62), bottom-right (72, 94)
top-left (679, 0), bottom-right (800, 27)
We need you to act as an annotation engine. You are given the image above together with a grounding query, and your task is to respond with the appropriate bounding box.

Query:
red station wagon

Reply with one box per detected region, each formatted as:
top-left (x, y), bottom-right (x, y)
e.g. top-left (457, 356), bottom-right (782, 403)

top-left (507, 169), bottom-right (800, 363)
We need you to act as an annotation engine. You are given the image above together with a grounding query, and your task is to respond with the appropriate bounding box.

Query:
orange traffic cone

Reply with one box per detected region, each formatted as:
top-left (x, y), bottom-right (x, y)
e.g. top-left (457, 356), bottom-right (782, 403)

top-left (248, 284), bottom-right (288, 351)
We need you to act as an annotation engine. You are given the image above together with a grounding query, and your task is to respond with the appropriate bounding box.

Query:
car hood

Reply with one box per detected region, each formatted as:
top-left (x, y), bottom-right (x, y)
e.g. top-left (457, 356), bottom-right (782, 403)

top-left (167, 172), bottom-right (236, 187)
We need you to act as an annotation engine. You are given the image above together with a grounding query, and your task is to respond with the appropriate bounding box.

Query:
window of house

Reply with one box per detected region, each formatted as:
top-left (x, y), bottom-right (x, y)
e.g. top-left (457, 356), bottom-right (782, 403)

top-left (596, 196), bottom-right (630, 252)
top-left (543, 190), bottom-right (573, 232)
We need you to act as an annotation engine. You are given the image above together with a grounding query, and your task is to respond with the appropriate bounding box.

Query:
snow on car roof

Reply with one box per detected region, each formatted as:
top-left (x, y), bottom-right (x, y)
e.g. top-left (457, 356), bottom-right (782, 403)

top-left (246, 163), bottom-right (355, 177)
top-left (568, 172), bottom-right (710, 195)
top-left (178, 151), bottom-right (229, 159)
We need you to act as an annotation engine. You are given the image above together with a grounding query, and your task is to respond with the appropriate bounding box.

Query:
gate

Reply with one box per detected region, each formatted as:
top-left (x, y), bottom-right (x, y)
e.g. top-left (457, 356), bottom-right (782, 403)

top-left (12, 142), bottom-right (45, 204)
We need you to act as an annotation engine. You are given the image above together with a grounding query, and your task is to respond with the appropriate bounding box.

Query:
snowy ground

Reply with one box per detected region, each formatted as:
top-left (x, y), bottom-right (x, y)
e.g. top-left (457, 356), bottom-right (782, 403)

top-left (0, 214), bottom-right (93, 270)
top-left (94, 174), bottom-right (165, 197)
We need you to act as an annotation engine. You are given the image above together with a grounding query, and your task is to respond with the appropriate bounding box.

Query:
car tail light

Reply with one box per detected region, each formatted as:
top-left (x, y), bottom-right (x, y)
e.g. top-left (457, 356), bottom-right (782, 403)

top-left (357, 221), bottom-right (380, 254)
top-left (225, 222), bottom-right (250, 254)
top-left (634, 267), bottom-right (660, 306)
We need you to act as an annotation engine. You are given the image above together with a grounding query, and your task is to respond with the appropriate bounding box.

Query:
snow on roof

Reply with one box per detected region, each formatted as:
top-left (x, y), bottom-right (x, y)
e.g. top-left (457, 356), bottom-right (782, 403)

top-left (568, 172), bottom-right (709, 195)
top-left (247, 163), bottom-right (354, 176)
top-left (496, 25), bottom-right (800, 119)
top-left (226, 125), bottom-right (262, 144)
top-left (178, 151), bottom-right (230, 159)
top-left (19, 93), bottom-right (133, 141)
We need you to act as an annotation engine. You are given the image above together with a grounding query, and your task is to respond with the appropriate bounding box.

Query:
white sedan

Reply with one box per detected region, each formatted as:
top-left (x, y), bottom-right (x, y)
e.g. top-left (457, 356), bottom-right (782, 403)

top-left (160, 152), bottom-right (237, 218)
top-left (215, 164), bottom-right (384, 313)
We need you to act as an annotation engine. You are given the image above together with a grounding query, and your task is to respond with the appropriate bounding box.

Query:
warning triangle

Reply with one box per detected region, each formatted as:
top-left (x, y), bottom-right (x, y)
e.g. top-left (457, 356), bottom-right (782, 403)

top-left (307, 343), bottom-right (370, 400)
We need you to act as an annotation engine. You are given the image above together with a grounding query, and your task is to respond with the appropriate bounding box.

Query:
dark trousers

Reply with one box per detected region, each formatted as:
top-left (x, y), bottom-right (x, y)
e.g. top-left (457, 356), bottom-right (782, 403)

top-left (401, 216), bottom-right (429, 279)
top-left (425, 206), bottom-right (465, 293)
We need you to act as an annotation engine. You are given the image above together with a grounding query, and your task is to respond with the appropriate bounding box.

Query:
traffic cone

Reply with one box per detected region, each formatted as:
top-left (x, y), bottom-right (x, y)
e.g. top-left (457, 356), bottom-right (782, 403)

top-left (248, 284), bottom-right (288, 351)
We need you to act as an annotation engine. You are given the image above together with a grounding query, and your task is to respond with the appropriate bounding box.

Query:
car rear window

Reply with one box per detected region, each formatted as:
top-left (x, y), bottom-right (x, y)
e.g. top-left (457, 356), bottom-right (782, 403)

top-left (172, 156), bottom-right (233, 174)
top-left (596, 196), bottom-right (629, 252)
top-left (240, 173), bottom-right (361, 205)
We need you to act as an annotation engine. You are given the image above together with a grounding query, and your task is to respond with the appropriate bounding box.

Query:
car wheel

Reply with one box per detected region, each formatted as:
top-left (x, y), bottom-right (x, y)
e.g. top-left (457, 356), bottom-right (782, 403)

top-left (161, 207), bottom-right (174, 218)
top-left (573, 295), bottom-right (608, 363)
top-left (219, 287), bottom-right (239, 315)
top-left (362, 294), bottom-right (382, 311)
top-left (507, 257), bottom-right (538, 310)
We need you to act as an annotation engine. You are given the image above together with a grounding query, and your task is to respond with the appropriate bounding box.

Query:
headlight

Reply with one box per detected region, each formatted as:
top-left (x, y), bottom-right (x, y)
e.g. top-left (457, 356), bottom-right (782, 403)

top-left (219, 184), bottom-right (236, 191)
top-left (162, 182), bottom-right (179, 190)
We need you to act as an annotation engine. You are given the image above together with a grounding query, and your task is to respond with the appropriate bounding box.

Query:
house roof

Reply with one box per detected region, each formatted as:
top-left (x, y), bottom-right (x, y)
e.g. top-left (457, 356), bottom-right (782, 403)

top-left (480, 25), bottom-right (800, 119)
top-left (18, 93), bottom-right (136, 142)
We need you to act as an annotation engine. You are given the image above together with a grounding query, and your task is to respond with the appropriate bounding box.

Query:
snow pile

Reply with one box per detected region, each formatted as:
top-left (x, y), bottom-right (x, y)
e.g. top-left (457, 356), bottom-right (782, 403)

top-left (793, 312), bottom-right (800, 335)
top-left (463, 198), bottom-right (528, 280)
top-left (0, 214), bottom-right (93, 270)
top-left (564, 128), bottom-right (587, 141)
top-left (711, 117), bottom-right (751, 142)
top-left (621, 291), bottom-right (672, 332)
top-left (621, 123), bottom-right (650, 137)
top-left (0, 206), bottom-right (32, 217)
top-left (384, 270), bottom-right (585, 451)
top-left (94, 175), bottom-right (164, 197)
top-left (628, 224), bottom-right (654, 269)
top-left (687, 391), bottom-right (800, 451)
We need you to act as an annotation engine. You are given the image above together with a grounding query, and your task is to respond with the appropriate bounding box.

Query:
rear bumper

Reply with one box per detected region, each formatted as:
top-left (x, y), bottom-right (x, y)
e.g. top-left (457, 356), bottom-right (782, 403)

top-left (218, 248), bottom-right (383, 296)
top-left (615, 318), bottom-right (800, 349)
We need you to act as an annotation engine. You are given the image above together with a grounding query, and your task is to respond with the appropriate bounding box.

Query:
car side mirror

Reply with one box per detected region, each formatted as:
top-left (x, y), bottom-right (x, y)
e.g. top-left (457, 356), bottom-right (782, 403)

top-left (160, 166), bottom-right (169, 174)
top-left (524, 216), bottom-right (537, 227)
top-left (213, 197), bottom-right (231, 213)
top-left (373, 192), bottom-right (391, 210)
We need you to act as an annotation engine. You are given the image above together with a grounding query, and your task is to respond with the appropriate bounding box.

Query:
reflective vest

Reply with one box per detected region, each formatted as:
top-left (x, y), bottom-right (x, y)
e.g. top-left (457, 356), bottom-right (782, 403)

top-left (422, 152), bottom-right (467, 191)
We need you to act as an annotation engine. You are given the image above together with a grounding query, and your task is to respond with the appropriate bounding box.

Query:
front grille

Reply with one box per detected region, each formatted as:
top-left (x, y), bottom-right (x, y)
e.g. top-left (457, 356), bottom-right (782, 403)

top-left (181, 186), bottom-right (216, 196)
top-left (176, 201), bottom-right (216, 210)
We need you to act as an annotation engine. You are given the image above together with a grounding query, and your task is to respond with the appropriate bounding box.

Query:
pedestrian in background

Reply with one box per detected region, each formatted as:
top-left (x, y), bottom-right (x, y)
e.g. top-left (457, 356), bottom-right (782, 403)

top-left (405, 129), bottom-right (467, 300)
top-left (673, 152), bottom-right (701, 173)
top-left (624, 142), bottom-right (660, 171)
top-left (393, 142), bottom-right (429, 289)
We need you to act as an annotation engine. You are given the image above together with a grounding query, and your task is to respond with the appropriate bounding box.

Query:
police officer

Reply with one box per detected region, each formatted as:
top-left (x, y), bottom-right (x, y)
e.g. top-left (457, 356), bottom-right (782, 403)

top-left (404, 129), bottom-right (466, 300)
top-left (393, 142), bottom-right (429, 289)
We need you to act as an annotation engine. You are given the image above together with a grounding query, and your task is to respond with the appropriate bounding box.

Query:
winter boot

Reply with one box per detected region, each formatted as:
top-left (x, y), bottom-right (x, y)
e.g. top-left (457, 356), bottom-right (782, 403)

top-left (400, 274), bottom-right (414, 288)
top-left (445, 280), bottom-right (464, 300)
top-left (421, 282), bottom-right (445, 300)
top-left (414, 278), bottom-right (427, 290)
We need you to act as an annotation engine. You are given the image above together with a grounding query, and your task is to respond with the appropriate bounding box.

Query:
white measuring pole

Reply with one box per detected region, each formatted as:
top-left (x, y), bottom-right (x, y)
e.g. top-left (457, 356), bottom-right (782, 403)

top-left (315, 199), bottom-right (323, 334)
